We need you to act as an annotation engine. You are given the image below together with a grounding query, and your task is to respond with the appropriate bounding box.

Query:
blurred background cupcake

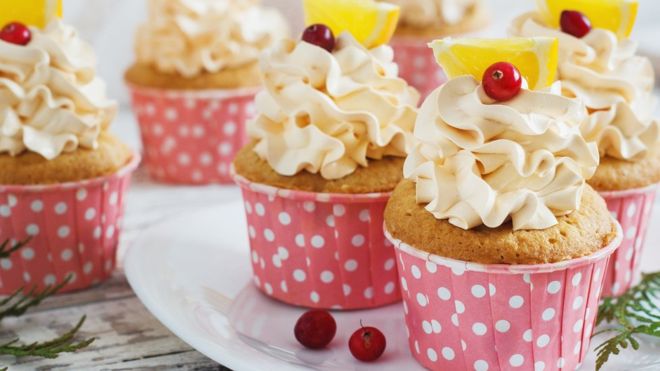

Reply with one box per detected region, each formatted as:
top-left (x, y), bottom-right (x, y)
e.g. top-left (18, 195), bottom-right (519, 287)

top-left (510, 0), bottom-right (659, 297)
top-left (380, 0), bottom-right (489, 99)
top-left (385, 37), bottom-right (621, 371)
top-left (0, 14), bottom-right (139, 293)
top-left (125, 0), bottom-right (288, 184)
top-left (233, 0), bottom-right (420, 310)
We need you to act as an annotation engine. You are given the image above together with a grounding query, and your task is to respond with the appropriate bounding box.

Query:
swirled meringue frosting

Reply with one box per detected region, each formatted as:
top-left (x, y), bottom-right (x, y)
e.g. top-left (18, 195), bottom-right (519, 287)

top-left (248, 33), bottom-right (419, 180)
top-left (404, 76), bottom-right (600, 231)
top-left (0, 21), bottom-right (117, 160)
top-left (136, 0), bottom-right (288, 78)
top-left (511, 12), bottom-right (659, 161)
top-left (382, 0), bottom-right (481, 27)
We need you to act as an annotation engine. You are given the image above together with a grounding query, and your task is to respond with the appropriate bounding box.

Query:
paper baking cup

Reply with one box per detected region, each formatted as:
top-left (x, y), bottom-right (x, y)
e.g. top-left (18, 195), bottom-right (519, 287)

top-left (600, 184), bottom-right (658, 297)
top-left (128, 84), bottom-right (259, 184)
top-left (386, 223), bottom-right (622, 371)
top-left (391, 39), bottom-right (447, 100)
top-left (232, 172), bottom-right (401, 310)
top-left (0, 155), bottom-right (140, 294)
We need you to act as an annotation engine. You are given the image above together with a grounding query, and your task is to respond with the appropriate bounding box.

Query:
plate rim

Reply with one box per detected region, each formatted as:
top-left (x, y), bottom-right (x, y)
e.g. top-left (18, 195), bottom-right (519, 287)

top-left (124, 202), bottom-right (268, 371)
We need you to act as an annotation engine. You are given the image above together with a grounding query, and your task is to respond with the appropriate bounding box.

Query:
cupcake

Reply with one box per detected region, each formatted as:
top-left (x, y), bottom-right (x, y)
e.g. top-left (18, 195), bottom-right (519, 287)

top-left (232, 2), bottom-right (420, 309)
top-left (510, 0), bottom-right (659, 296)
top-left (0, 20), bottom-right (138, 293)
top-left (379, 0), bottom-right (489, 98)
top-left (125, 0), bottom-right (288, 184)
top-left (384, 38), bottom-right (621, 371)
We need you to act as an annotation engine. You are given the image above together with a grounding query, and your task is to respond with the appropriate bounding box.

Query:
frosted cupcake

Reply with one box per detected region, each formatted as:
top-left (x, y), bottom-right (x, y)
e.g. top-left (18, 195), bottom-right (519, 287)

top-left (510, 0), bottom-right (659, 296)
top-left (0, 20), bottom-right (138, 293)
top-left (384, 38), bottom-right (621, 371)
top-left (232, 16), bottom-right (419, 309)
top-left (380, 0), bottom-right (489, 98)
top-left (125, 0), bottom-right (288, 184)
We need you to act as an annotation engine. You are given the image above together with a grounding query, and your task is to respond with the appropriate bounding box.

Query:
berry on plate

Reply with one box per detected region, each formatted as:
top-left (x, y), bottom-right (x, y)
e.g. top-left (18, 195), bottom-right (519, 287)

top-left (349, 325), bottom-right (386, 362)
top-left (294, 310), bottom-right (337, 349)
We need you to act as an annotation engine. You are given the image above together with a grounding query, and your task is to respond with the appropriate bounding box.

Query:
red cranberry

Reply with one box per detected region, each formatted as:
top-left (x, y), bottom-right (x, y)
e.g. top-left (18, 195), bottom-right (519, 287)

top-left (560, 10), bottom-right (592, 38)
top-left (482, 62), bottom-right (522, 102)
top-left (294, 310), bottom-right (336, 349)
top-left (349, 325), bottom-right (386, 362)
top-left (302, 24), bottom-right (335, 52)
top-left (0, 22), bottom-right (32, 46)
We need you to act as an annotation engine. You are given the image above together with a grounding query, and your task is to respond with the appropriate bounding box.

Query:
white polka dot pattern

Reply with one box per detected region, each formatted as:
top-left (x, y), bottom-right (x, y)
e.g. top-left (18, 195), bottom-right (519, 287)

top-left (235, 174), bottom-right (400, 310)
top-left (129, 86), bottom-right (259, 184)
top-left (390, 39), bottom-right (447, 100)
top-left (0, 156), bottom-right (139, 294)
top-left (387, 228), bottom-right (618, 371)
top-left (600, 186), bottom-right (657, 296)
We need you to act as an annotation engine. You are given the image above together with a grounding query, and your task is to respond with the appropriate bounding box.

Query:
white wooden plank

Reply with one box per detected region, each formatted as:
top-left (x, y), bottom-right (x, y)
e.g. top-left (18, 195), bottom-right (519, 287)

top-left (1, 292), bottom-right (216, 369)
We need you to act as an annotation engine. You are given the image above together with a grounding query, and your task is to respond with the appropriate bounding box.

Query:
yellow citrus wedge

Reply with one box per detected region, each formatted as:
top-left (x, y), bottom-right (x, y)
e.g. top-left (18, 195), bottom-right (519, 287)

top-left (536, 0), bottom-right (638, 39)
top-left (430, 37), bottom-right (559, 90)
top-left (0, 0), bottom-right (62, 29)
top-left (302, 0), bottom-right (400, 49)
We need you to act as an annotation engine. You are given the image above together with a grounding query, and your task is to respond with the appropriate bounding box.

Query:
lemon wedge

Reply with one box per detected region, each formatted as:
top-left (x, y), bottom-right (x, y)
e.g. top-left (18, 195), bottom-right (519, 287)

top-left (430, 37), bottom-right (559, 90)
top-left (0, 0), bottom-right (62, 29)
top-left (302, 0), bottom-right (400, 49)
top-left (536, 0), bottom-right (638, 39)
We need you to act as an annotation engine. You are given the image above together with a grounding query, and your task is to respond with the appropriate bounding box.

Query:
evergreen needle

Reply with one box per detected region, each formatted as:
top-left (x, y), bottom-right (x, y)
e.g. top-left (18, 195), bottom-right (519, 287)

top-left (595, 272), bottom-right (660, 370)
top-left (0, 238), bottom-right (95, 361)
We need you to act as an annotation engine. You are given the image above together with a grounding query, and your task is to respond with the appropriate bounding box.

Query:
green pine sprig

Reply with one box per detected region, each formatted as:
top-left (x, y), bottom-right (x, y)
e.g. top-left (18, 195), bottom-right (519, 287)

top-left (594, 272), bottom-right (660, 370)
top-left (0, 316), bottom-right (95, 359)
top-left (0, 238), bottom-right (95, 362)
top-left (0, 239), bottom-right (30, 259)
top-left (0, 275), bottom-right (71, 321)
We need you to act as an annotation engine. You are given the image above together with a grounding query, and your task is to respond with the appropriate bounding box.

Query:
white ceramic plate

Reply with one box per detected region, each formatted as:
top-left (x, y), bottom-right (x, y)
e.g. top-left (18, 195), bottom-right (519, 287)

top-left (124, 201), bottom-right (660, 371)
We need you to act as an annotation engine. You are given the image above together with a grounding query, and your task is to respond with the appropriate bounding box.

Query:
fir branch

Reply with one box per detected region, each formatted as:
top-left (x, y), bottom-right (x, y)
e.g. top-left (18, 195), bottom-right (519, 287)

top-left (0, 238), bottom-right (94, 362)
top-left (0, 238), bottom-right (30, 259)
top-left (595, 272), bottom-right (660, 370)
top-left (0, 316), bottom-right (95, 359)
top-left (0, 275), bottom-right (72, 321)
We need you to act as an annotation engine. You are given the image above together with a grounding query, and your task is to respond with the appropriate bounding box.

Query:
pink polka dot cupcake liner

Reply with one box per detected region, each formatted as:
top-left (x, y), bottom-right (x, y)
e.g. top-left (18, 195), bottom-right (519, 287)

top-left (128, 84), bottom-right (259, 184)
top-left (0, 155), bottom-right (140, 295)
top-left (391, 38), bottom-right (447, 101)
top-left (232, 172), bottom-right (401, 310)
top-left (385, 223), bottom-right (622, 371)
top-left (600, 184), bottom-right (657, 297)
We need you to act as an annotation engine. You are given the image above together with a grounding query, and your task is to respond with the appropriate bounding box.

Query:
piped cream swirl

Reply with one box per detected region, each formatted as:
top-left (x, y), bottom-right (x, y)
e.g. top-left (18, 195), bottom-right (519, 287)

top-left (0, 21), bottom-right (116, 160)
top-left (136, 0), bottom-right (288, 77)
top-left (382, 0), bottom-right (481, 27)
top-left (405, 76), bottom-right (599, 231)
top-left (249, 33), bottom-right (419, 180)
top-left (511, 12), bottom-right (659, 161)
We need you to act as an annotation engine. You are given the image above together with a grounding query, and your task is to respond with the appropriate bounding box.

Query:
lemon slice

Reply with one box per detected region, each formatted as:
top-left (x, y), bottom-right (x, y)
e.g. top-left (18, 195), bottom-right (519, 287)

top-left (430, 37), bottom-right (559, 90)
top-left (536, 0), bottom-right (638, 39)
top-left (302, 0), bottom-right (400, 49)
top-left (0, 0), bottom-right (62, 29)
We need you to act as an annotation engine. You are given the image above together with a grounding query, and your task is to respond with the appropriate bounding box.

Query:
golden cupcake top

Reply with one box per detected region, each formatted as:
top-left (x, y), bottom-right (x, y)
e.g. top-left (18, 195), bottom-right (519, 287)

top-left (135, 0), bottom-right (288, 78)
top-left (510, 0), bottom-right (659, 162)
top-left (0, 17), bottom-right (116, 160)
top-left (247, 0), bottom-right (419, 181)
top-left (405, 37), bottom-right (600, 231)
